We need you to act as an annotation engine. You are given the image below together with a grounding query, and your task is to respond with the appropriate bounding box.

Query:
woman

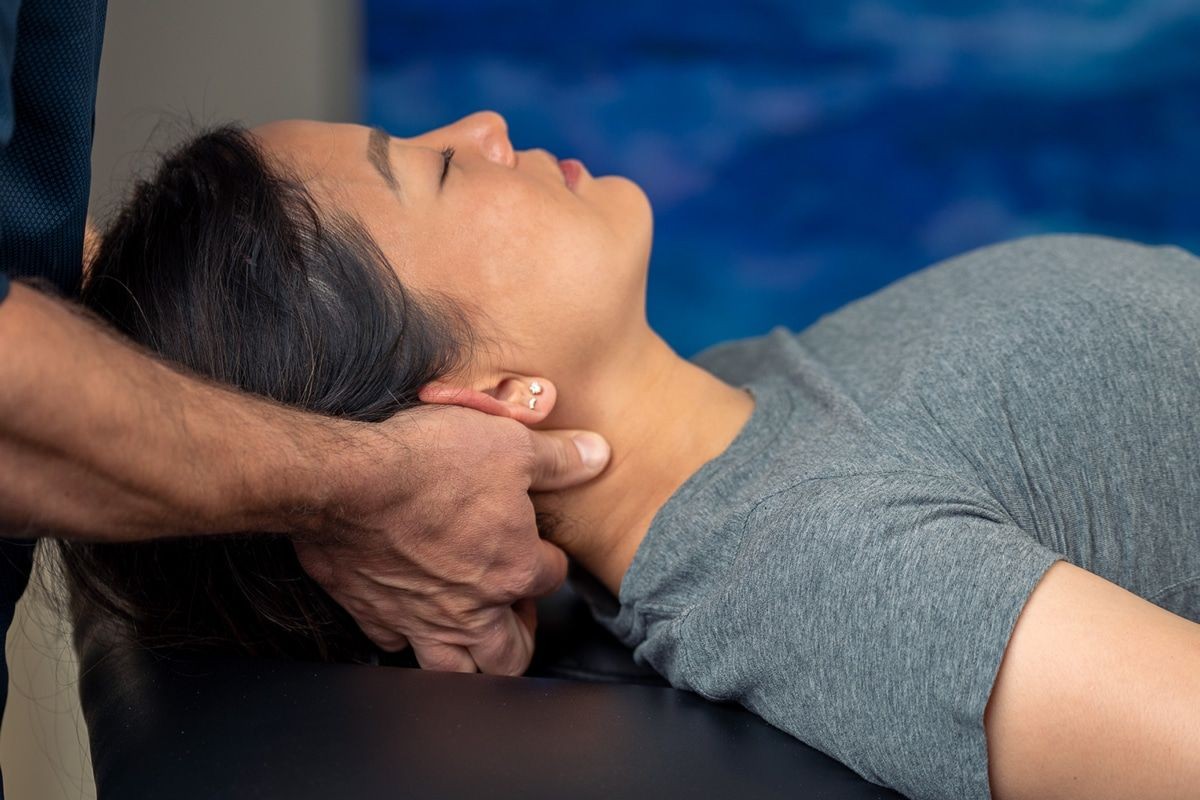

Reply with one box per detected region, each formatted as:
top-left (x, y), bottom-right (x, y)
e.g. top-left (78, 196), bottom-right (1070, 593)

top-left (61, 111), bottom-right (1200, 800)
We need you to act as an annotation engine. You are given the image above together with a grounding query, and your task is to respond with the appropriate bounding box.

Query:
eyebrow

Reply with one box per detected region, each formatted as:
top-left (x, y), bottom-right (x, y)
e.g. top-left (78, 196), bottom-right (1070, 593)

top-left (367, 126), bottom-right (401, 197)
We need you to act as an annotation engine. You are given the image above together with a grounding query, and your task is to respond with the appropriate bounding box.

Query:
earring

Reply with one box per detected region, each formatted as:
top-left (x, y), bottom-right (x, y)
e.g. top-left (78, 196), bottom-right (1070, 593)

top-left (528, 381), bottom-right (543, 410)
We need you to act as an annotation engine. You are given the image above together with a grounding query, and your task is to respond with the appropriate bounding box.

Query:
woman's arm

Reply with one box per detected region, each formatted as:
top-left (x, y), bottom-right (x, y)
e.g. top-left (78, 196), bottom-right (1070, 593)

top-left (0, 281), bottom-right (609, 674)
top-left (985, 560), bottom-right (1200, 800)
top-left (612, 469), bottom-right (1200, 799)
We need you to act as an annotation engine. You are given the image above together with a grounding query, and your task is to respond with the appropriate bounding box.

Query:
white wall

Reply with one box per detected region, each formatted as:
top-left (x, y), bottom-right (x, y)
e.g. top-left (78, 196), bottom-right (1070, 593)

top-left (1, 2), bottom-right (359, 797)
top-left (90, 0), bottom-right (361, 218)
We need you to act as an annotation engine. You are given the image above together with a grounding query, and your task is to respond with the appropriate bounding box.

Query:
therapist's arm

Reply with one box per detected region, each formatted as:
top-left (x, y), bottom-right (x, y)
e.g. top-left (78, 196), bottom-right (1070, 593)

top-left (0, 281), bottom-right (610, 674)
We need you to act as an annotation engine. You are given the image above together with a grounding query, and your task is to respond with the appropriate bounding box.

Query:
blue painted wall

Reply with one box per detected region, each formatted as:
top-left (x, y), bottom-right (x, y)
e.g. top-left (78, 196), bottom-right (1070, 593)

top-left (365, 1), bottom-right (1200, 356)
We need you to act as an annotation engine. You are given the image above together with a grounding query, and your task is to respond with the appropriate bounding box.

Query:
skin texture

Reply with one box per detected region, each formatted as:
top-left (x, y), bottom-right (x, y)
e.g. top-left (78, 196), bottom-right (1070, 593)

top-left (253, 112), bottom-right (757, 595)
top-left (985, 561), bottom-right (1200, 800)
top-left (254, 112), bottom-right (653, 404)
top-left (1, 229), bottom-right (615, 679)
top-left (258, 111), bottom-right (1200, 795)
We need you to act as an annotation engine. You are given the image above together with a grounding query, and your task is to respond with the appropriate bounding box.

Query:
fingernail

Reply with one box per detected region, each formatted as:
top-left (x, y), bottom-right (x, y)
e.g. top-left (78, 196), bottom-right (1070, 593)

top-left (572, 433), bottom-right (610, 471)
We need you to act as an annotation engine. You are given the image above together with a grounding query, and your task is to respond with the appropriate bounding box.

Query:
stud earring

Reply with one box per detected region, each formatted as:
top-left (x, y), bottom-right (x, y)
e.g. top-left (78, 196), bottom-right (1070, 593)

top-left (528, 397), bottom-right (538, 410)
top-left (529, 381), bottom-right (543, 395)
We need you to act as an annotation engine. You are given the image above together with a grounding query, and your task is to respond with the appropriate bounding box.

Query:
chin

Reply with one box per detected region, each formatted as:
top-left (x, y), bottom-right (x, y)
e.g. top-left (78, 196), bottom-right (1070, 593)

top-left (601, 175), bottom-right (654, 256)
top-left (605, 174), bottom-right (652, 212)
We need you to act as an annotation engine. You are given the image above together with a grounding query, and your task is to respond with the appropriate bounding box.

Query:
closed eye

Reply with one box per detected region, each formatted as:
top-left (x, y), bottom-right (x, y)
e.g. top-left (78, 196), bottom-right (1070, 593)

top-left (439, 145), bottom-right (455, 188)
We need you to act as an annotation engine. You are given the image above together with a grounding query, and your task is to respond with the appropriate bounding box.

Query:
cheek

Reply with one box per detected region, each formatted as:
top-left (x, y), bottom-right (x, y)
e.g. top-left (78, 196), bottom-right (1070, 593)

top-left (448, 184), bottom-right (580, 292)
top-left (504, 180), bottom-right (651, 335)
top-left (382, 178), bottom-right (649, 369)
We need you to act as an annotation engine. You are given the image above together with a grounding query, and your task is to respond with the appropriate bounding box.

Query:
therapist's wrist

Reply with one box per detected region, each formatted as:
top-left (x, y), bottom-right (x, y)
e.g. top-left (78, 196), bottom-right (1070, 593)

top-left (258, 410), bottom-right (401, 544)
top-left (158, 379), bottom-right (357, 541)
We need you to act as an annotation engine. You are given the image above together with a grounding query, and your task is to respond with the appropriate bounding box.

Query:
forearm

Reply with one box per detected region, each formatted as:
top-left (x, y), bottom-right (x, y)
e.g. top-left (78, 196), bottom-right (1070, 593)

top-left (0, 281), bottom-right (358, 541)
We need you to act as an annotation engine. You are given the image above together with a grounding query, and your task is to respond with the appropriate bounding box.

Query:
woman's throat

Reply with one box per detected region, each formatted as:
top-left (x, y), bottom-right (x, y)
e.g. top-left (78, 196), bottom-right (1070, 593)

top-left (532, 344), bottom-right (755, 597)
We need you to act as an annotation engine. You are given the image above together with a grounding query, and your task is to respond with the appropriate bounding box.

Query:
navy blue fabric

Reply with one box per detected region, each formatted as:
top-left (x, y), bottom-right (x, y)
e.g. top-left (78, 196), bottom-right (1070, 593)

top-left (0, 0), bottom-right (18, 145)
top-left (0, 0), bottom-right (106, 298)
top-left (0, 1), bottom-right (107, 796)
top-left (0, 0), bottom-right (18, 317)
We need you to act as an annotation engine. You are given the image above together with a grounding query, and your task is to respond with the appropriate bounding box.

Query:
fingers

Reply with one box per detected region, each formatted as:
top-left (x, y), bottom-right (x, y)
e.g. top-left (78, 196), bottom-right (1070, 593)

top-left (409, 600), bottom-right (539, 678)
top-left (364, 628), bottom-right (410, 653)
top-left (468, 606), bottom-right (535, 677)
top-left (512, 597), bottom-right (538, 639)
top-left (291, 540), bottom-right (334, 586)
top-left (525, 539), bottom-right (569, 599)
top-left (412, 640), bottom-right (477, 673)
top-left (526, 429), bottom-right (611, 491)
top-left (411, 605), bottom-right (535, 678)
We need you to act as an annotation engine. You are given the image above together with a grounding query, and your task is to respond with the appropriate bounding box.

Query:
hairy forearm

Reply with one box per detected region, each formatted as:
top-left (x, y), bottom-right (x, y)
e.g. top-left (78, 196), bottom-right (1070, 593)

top-left (0, 281), bottom-right (360, 541)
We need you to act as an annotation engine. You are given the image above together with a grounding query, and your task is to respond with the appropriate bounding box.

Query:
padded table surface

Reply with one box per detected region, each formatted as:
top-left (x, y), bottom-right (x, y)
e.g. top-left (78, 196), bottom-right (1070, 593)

top-left (78, 584), bottom-right (907, 799)
top-left (81, 650), bottom-right (904, 800)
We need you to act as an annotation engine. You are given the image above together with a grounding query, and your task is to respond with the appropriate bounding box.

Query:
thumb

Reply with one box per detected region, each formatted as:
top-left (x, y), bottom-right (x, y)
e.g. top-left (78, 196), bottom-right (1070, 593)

top-left (526, 429), bottom-right (610, 491)
top-left (525, 539), bottom-right (569, 598)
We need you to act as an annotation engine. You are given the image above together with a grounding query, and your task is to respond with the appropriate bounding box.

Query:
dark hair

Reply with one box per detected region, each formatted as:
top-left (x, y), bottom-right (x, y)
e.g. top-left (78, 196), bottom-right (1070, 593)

top-left (54, 125), bottom-right (467, 662)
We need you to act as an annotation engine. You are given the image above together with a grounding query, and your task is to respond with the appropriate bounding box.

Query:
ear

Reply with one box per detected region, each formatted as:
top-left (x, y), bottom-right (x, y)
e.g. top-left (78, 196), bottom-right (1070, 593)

top-left (418, 375), bottom-right (556, 424)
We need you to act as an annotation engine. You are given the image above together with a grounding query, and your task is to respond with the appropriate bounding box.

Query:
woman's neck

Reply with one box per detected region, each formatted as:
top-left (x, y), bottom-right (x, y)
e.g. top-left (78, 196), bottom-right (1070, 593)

top-left (534, 331), bottom-right (755, 596)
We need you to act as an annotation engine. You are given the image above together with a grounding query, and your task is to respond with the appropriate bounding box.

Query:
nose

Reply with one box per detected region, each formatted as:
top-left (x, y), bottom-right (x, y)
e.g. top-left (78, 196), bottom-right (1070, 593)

top-left (458, 110), bottom-right (515, 167)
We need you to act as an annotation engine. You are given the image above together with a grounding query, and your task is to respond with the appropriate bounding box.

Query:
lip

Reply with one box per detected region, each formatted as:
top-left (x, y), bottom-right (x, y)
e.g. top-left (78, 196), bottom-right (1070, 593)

top-left (557, 158), bottom-right (585, 191)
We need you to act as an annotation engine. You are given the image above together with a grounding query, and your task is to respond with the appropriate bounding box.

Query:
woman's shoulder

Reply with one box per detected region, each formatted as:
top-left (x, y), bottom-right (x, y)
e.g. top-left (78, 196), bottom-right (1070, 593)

top-left (896, 232), bottom-right (1200, 316)
top-left (688, 327), bottom-right (804, 386)
top-left (690, 233), bottom-right (1200, 391)
top-left (932, 232), bottom-right (1200, 292)
top-left (904, 232), bottom-right (1200, 368)
top-left (787, 233), bottom-right (1200, 386)
top-left (842, 232), bottom-right (1200, 314)
top-left (954, 231), bottom-right (1198, 263)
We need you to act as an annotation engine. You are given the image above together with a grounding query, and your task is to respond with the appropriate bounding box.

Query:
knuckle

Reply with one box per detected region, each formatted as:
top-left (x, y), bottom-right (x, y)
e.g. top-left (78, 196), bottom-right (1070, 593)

top-left (378, 635), bottom-right (408, 652)
top-left (458, 606), bottom-right (499, 635)
top-left (494, 414), bottom-right (530, 445)
top-left (363, 625), bottom-right (401, 651)
top-left (433, 596), bottom-right (489, 634)
top-left (501, 430), bottom-right (538, 469)
top-left (503, 564), bottom-right (539, 598)
top-left (470, 413), bottom-right (526, 455)
top-left (479, 628), bottom-right (525, 677)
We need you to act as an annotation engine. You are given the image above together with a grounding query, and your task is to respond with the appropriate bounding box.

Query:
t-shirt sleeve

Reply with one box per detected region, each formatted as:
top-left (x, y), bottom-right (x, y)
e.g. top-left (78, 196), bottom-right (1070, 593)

top-left (632, 471), bottom-right (1066, 800)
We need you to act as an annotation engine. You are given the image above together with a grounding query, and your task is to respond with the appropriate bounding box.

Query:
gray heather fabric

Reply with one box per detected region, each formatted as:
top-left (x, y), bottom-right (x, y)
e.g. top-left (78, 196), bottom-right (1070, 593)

top-left (575, 234), bottom-right (1200, 800)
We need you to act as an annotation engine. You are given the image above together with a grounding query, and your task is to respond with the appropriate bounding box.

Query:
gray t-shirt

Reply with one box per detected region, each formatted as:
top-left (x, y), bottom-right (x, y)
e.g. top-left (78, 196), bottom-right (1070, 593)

top-left (577, 234), bottom-right (1200, 800)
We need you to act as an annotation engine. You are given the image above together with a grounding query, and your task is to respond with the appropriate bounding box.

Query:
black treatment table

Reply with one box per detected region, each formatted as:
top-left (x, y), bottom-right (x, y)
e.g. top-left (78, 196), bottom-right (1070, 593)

top-left (76, 580), bottom-right (908, 800)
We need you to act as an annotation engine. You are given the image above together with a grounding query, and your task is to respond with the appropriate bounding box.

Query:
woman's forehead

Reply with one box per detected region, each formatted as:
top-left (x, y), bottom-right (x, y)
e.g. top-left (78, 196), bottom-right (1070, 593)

top-left (252, 121), bottom-right (389, 191)
top-left (253, 119), bottom-right (365, 150)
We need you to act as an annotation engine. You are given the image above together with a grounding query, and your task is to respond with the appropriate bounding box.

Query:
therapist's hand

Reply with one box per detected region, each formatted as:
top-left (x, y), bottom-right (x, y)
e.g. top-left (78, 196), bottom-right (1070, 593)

top-left (291, 404), bottom-right (610, 676)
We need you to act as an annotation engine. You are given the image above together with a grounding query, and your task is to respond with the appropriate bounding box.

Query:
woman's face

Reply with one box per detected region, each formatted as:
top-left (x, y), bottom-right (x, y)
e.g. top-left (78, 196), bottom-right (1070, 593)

top-left (253, 112), bottom-right (653, 388)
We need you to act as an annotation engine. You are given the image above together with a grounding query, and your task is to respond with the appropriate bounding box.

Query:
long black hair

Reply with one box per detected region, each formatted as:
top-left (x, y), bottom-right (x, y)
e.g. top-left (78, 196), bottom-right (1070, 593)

top-left (54, 125), bottom-right (468, 661)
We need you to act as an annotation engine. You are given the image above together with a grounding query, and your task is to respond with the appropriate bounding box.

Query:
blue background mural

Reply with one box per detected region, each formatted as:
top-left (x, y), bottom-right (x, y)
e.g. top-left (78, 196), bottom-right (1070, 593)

top-left (365, 0), bottom-right (1200, 357)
